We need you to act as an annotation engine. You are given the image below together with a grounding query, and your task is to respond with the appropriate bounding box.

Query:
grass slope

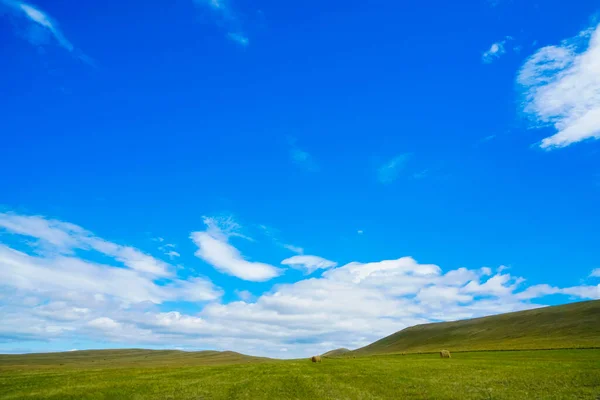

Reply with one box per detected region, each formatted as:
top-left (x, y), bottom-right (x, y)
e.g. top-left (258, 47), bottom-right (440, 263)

top-left (354, 300), bottom-right (600, 355)
top-left (0, 349), bottom-right (266, 369)
top-left (1, 350), bottom-right (599, 399)
top-left (321, 348), bottom-right (350, 357)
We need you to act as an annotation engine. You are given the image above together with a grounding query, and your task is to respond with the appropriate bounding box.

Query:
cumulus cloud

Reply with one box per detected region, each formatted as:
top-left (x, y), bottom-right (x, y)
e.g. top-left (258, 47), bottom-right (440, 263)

top-left (377, 154), bottom-right (410, 184)
top-left (191, 216), bottom-right (282, 281)
top-left (281, 255), bottom-right (338, 274)
top-left (518, 23), bottom-right (600, 148)
top-left (2, 212), bottom-right (598, 358)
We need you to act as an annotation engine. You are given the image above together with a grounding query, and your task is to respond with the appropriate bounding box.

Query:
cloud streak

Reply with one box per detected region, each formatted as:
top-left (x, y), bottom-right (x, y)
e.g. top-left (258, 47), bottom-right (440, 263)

top-left (1, 0), bottom-right (91, 63)
top-left (518, 23), bottom-right (600, 148)
top-left (194, 0), bottom-right (249, 45)
top-left (377, 154), bottom-right (410, 184)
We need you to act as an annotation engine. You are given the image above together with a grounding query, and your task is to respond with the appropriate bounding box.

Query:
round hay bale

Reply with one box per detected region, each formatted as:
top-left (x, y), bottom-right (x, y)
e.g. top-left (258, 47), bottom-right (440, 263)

top-left (440, 350), bottom-right (451, 359)
top-left (311, 355), bottom-right (322, 363)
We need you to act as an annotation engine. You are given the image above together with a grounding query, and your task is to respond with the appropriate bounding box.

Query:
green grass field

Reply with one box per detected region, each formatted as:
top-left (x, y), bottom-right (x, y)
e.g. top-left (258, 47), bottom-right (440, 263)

top-left (1, 349), bottom-right (600, 399)
top-left (2, 301), bottom-right (600, 399)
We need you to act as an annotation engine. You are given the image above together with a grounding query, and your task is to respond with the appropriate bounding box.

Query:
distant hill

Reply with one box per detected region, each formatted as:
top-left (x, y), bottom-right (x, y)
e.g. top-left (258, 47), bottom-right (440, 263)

top-left (0, 349), bottom-right (267, 368)
top-left (353, 300), bottom-right (600, 355)
top-left (322, 348), bottom-right (350, 357)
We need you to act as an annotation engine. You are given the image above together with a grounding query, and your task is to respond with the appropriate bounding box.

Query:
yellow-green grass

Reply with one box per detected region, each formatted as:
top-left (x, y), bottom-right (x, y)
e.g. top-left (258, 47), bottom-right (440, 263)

top-left (1, 350), bottom-right (599, 399)
top-left (353, 300), bottom-right (600, 355)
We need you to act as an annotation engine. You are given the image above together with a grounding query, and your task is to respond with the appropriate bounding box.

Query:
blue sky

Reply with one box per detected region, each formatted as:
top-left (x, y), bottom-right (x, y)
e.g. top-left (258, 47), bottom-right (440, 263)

top-left (1, 0), bottom-right (599, 358)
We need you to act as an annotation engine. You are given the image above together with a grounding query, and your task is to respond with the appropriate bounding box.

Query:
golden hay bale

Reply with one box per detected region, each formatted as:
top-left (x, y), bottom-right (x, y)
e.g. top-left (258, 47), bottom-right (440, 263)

top-left (311, 355), bottom-right (322, 363)
top-left (440, 350), bottom-right (451, 359)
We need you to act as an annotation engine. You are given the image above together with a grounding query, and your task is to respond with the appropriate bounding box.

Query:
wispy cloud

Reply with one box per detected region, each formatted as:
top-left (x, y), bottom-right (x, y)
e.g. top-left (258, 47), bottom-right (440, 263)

top-left (257, 224), bottom-right (304, 254)
top-left (281, 255), bottom-right (337, 274)
top-left (282, 244), bottom-right (304, 254)
top-left (153, 238), bottom-right (181, 259)
top-left (591, 268), bottom-right (600, 278)
top-left (480, 134), bottom-right (497, 143)
top-left (194, 0), bottom-right (249, 45)
top-left (482, 36), bottom-right (514, 63)
top-left (412, 169), bottom-right (430, 180)
top-left (0, 212), bottom-right (222, 304)
top-left (518, 22), bottom-right (600, 148)
top-left (377, 154), bottom-right (411, 184)
top-left (1, 0), bottom-right (92, 64)
top-left (191, 216), bottom-right (282, 281)
top-left (288, 137), bottom-right (319, 172)
top-left (227, 32), bottom-right (249, 46)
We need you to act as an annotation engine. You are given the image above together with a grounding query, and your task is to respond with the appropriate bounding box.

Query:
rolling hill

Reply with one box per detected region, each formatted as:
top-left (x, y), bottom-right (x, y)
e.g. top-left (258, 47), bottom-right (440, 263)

top-left (0, 349), bottom-right (267, 368)
top-left (321, 348), bottom-right (351, 357)
top-left (353, 300), bottom-right (600, 355)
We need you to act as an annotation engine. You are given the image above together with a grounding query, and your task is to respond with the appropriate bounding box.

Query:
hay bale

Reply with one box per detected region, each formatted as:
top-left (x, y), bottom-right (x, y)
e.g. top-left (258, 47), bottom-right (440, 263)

top-left (440, 350), bottom-right (451, 359)
top-left (311, 355), bottom-right (322, 363)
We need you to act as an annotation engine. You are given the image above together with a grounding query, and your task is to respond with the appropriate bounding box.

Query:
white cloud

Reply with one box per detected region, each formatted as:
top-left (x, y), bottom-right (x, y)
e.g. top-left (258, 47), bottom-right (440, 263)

top-left (0, 213), bottom-right (172, 277)
top-left (1, 212), bottom-right (598, 358)
top-left (357, 230), bottom-right (364, 235)
top-left (0, 213), bottom-right (222, 305)
top-left (518, 23), bottom-right (600, 148)
top-left (88, 317), bottom-right (121, 331)
top-left (227, 32), bottom-right (248, 46)
top-left (191, 216), bottom-right (282, 281)
top-left (482, 36), bottom-right (517, 64)
top-left (156, 240), bottom-right (180, 259)
top-left (235, 290), bottom-right (254, 301)
top-left (282, 244), bottom-right (304, 254)
top-left (591, 268), bottom-right (600, 277)
top-left (194, 0), bottom-right (248, 45)
top-left (482, 41), bottom-right (506, 63)
top-left (281, 255), bottom-right (338, 274)
top-left (377, 154), bottom-right (410, 184)
top-left (1, 0), bottom-right (91, 63)
top-left (288, 137), bottom-right (318, 171)
top-left (164, 250), bottom-right (180, 259)
top-left (258, 224), bottom-right (304, 254)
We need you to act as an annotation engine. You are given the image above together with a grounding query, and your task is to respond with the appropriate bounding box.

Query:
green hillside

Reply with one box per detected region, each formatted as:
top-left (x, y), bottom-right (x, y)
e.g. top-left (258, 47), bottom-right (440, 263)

top-left (353, 300), bottom-right (600, 355)
top-left (0, 349), bottom-right (267, 369)
top-left (321, 348), bottom-right (350, 357)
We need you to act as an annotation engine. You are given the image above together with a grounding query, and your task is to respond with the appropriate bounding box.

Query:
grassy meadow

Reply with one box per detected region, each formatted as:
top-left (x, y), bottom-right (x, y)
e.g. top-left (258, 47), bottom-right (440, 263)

top-left (1, 349), bottom-right (600, 400)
